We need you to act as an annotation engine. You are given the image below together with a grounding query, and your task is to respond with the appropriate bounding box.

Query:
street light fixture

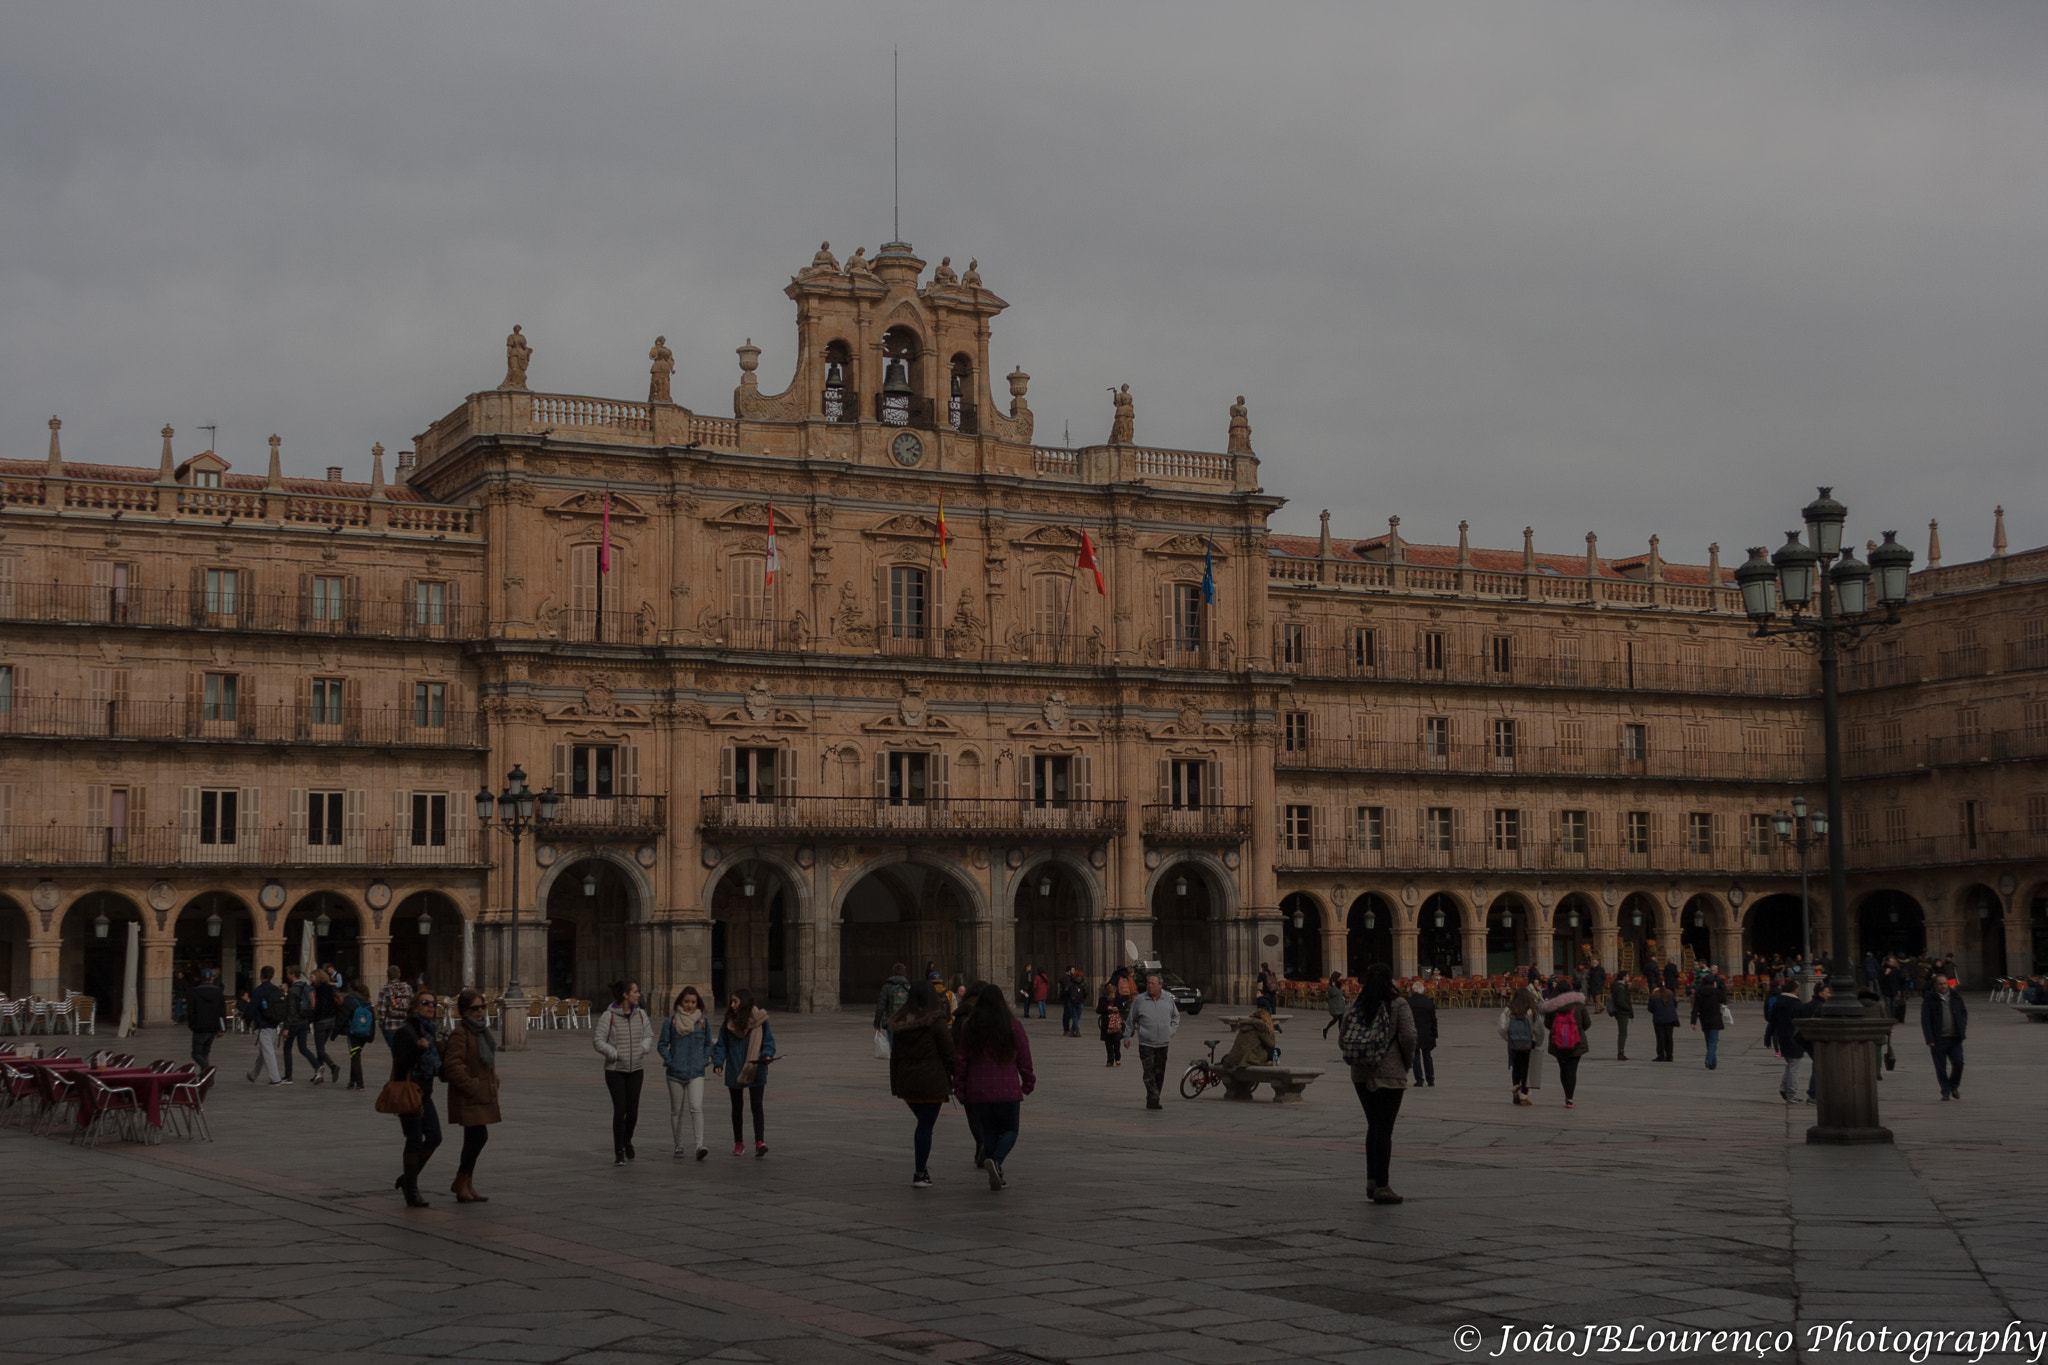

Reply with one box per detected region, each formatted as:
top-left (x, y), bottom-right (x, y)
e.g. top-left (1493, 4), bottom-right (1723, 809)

top-left (475, 763), bottom-right (557, 1047)
top-left (1738, 486), bottom-right (1912, 1144)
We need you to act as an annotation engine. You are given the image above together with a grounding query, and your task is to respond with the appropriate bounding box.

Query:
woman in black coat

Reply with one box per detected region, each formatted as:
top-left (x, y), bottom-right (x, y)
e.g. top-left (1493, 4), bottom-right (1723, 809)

top-left (888, 984), bottom-right (955, 1188)
top-left (388, 990), bottom-right (443, 1208)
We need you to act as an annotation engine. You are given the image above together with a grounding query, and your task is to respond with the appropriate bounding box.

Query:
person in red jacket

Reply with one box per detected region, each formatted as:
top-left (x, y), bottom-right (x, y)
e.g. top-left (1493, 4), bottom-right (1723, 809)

top-left (953, 983), bottom-right (1036, 1190)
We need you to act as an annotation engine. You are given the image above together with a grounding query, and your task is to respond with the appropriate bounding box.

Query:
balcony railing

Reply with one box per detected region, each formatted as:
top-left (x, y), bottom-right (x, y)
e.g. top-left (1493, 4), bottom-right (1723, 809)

top-left (1154, 639), bottom-right (1236, 671)
top-left (1275, 739), bottom-right (1820, 784)
top-left (544, 795), bottom-right (667, 839)
top-left (1273, 642), bottom-right (1812, 697)
top-left (1141, 805), bottom-right (1254, 844)
top-left (721, 618), bottom-right (801, 652)
top-left (1275, 837), bottom-right (1802, 876)
top-left (0, 826), bottom-right (486, 868)
top-left (0, 698), bottom-right (484, 748)
top-left (699, 796), bottom-right (1123, 842)
top-left (552, 608), bottom-right (655, 645)
top-left (1839, 655), bottom-right (1922, 690)
top-left (0, 584), bottom-right (482, 640)
top-left (1846, 830), bottom-right (2048, 871)
top-left (1010, 632), bottom-right (1102, 666)
top-left (1842, 728), bottom-right (2048, 779)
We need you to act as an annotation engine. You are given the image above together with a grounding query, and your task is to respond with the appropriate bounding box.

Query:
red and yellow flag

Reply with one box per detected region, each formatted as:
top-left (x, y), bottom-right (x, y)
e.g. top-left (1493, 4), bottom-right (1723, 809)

top-left (1078, 529), bottom-right (1105, 595)
top-left (936, 495), bottom-right (949, 567)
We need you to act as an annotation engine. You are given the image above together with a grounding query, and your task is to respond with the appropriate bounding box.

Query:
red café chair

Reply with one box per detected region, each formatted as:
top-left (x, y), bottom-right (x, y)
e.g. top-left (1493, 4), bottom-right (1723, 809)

top-left (164, 1067), bottom-right (216, 1141)
top-left (30, 1068), bottom-right (79, 1137)
top-left (78, 1074), bottom-right (142, 1147)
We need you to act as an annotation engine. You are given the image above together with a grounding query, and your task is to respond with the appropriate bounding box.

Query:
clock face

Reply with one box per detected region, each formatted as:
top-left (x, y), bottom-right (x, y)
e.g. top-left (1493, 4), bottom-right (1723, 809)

top-left (891, 431), bottom-right (924, 466)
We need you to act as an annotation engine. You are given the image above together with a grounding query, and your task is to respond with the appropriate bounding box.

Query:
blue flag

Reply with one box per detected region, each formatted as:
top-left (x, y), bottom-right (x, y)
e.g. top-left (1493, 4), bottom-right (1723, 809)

top-left (1202, 539), bottom-right (1216, 604)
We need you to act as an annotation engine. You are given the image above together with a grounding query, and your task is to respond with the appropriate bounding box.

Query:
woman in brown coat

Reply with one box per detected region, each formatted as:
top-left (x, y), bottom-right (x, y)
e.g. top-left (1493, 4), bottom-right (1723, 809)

top-left (439, 987), bottom-right (502, 1203)
top-left (887, 982), bottom-right (955, 1188)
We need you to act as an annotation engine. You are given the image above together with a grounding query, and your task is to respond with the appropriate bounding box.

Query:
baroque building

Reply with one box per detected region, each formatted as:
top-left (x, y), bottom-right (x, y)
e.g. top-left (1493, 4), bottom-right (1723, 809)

top-left (3, 238), bottom-right (2044, 1022)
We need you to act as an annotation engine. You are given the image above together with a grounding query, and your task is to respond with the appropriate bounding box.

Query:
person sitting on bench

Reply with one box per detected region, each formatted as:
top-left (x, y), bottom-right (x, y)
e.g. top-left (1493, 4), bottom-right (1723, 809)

top-left (1218, 1008), bottom-right (1278, 1075)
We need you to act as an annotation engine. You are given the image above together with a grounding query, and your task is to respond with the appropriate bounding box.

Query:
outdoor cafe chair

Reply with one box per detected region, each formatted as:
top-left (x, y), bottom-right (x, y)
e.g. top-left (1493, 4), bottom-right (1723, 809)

top-left (79, 1075), bottom-right (142, 1147)
top-left (30, 1069), bottom-right (79, 1137)
top-left (164, 1067), bottom-right (215, 1141)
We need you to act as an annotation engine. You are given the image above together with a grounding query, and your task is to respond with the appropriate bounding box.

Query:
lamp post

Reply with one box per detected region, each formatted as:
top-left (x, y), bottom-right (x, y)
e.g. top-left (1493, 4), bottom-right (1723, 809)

top-left (1734, 487), bottom-right (1913, 1143)
top-left (1771, 795), bottom-right (1827, 996)
top-left (476, 764), bottom-right (557, 1049)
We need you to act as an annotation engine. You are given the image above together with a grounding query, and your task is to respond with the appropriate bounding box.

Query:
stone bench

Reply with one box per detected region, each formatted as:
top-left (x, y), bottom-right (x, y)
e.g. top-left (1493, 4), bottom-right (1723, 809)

top-left (1220, 1065), bottom-right (1325, 1104)
top-left (2012, 1004), bottom-right (2048, 1023)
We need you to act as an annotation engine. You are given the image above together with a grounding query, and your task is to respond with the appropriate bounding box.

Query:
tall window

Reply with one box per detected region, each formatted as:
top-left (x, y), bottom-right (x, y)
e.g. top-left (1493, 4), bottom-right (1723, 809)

top-left (2028, 701), bottom-right (2048, 739)
top-left (1956, 707), bottom-right (1982, 742)
top-left (1420, 631), bottom-right (1445, 672)
top-left (1622, 723), bottom-right (1646, 762)
top-left (1558, 720), bottom-right (1584, 757)
top-left (411, 793), bottom-right (448, 847)
top-left (1880, 721), bottom-right (1903, 755)
top-left (572, 745), bottom-right (616, 798)
top-left (0, 664), bottom-right (12, 715)
top-left (1625, 810), bottom-right (1649, 854)
top-left (885, 751), bottom-right (929, 804)
top-left (1554, 635), bottom-right (1581, 683)
top-left (729, 556), bottom-right (770, 623)
top-left (414, 581), bottom-right (447, 626)
top-left (1961, 799), bottom-right (1983, 851)
top-left (199, 789), bottom-right (238, 846)
top-left (1492, 808), bottom-right (1520, 851)
top-left (312, 678), bottom-right (344, 725)
top-left (1743, 728), bottom-right (1768, 768)
top-left (1280, 624), bottom-right (1308, 667)
top-left (307, 791), bottom-right (345, 847)
top-left (1172, 582), bottom-right (1205, 654)
top-left (204, 568), bottom-right (238, 616)
top-left (1492, 718), bottom-right (1517, 760)
top-left (413, 682), bottom-right (446, 728)
top-left (2029, 794), bottom-right (2048, 836)
top-left (312, 575), bottom-right (345, 623)
top-left (1350, 627), bottom-right (1376, 670)
top-left (1283, 804), bottom-right (1314, 852)
top-left (1283, 711), bottom-right (1311, 753)
top-left (1883, 808), bottom-right (1907, 844)
top-left (1167, 760), bottom-right (1206, 809)
top-left (1489, 635), bottom-right (1513, 674)
top-left (1031, 576), bottom-right (1070, 640)
top-left (1849, 810), bottom-right (1871, 845)
top-left (1357, 805), bottom-right (1384, 851)
top-left (1560, 809), bottom-right (1589, 855)
top-left (1422, 716), bottom-right (1449, 758)
top-left (1749, 813), bottom-right (1773, 856)
top-left (1686, 812), bottom-right (1713, 855)
top-left (1425, 806), bottom-right (1454, 853)
top-left (1031, 755), bottom-right (1071, 807)
top-left (203, 673), bottom-right (238, 722)
top-left (889, 566), bottom-right (927, 639)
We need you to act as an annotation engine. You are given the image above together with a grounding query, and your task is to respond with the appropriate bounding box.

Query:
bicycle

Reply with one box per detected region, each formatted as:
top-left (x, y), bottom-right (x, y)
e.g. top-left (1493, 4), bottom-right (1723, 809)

top-left (1180, 1034), bottom-right (1281, 1099)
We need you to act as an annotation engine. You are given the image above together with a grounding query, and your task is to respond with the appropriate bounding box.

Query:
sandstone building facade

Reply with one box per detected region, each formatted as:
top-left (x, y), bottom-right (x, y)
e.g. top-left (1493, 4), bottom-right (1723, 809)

top-left (3, 239), bottom-right (2044, 1022)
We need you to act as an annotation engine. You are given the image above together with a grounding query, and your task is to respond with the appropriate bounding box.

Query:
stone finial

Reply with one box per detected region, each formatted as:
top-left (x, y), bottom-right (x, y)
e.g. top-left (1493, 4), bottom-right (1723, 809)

top-left (266, 434), bottom-right (283, 491)
top-left (500, 324), bottom-right (532, 391)
top-left (1108, 384), bottom-right (1134, 445)
top-left (1522, 526), bottom-right (1536, 573)
top-left (1647, 534), bottom-right (1663, 582)
top-left (1585, 531), bottom-right (1599, 579)
top-left (1708, 543), bottom-right (1722, 581)
top-left (1226, 396), bottom-right (1252, 455)
top-left (1927, 519), bottom-right (1942, 568)
top-left (736, 339), bottom-right (761, 392)
top-left (369, 443), bottom-right (387, 499)
top-left (1994, 505), bottom-right (2008, 557)
top-left (1386, 515), bottom-right (1404, 564)
top-left (1318, 509), bottom-right (1333, 560)
top-left (157, 425), bottom-right (176, 483)
top-left (1457, 520), bottom-right (1472, 568)
top-left (46, 416), bottom-right (61, 475)
top-left (1006, 366), bottom-right (1030, 402)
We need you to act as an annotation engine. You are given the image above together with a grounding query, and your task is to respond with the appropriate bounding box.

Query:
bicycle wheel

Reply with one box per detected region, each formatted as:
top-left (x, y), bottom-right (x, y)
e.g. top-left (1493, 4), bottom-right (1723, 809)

top-left (1179, 1066), bottom-right (1210, 1100)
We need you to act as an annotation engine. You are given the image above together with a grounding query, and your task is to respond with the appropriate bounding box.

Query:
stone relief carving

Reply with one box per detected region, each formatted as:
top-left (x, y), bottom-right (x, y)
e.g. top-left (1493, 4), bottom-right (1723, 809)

top-left (1042, 692), bottom-right (1070, 731)
top-left (744, 679), bottom-right (773, 723)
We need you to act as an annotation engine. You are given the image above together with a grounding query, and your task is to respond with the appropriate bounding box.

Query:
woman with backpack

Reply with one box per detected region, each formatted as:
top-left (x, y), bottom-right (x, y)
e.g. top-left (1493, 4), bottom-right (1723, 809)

top-left (439, 988), bottom-right (501, 1202)
top-left (712, 988), bottom-right (775, 1157)
top-left (1646, 980), bottom-right (1681, 1061)
top-left (1541, 976), bottom-right (1592, 1109)
top-left (887, 982), bottom-right (954, 1187)
top-left (387, 989), bottom-right (443, 1208)
top-left (657, 985), bottom-right (713, 1161)
top-left (592, 980), bottom-right (656, 1166)
top-left (1498, 984), bottom-right (1540, 1105)
top-left (954, 982), bottom-right (1035, 1191)
top-left (1096, 974), bottom-right (1126, 1067)
top-left (1343, 962), bottom-right (1417, 1205)
top-left (340, 977), bottom-right (375, 1091)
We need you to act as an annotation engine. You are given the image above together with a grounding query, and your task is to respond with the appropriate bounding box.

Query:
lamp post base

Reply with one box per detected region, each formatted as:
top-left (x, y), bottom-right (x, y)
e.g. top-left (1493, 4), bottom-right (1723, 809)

top-left (498, 991), bottom-right (532, 1052)
top-left (1797, 1014), bottom-right (1894, 1145)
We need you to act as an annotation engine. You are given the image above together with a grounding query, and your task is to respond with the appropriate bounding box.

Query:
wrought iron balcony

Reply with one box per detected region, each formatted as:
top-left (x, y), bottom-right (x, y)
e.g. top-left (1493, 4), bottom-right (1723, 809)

top-left (0, 826), bottom-right (487, 869)
top-left (544, 795), bottom-right (667, 839)
top-left (1274, 739), bottom-right (1820, 784)
top-left (0, 583), bottom-right (483, 640)
top-left (0, 697), bottom-right (484, 748)
top-left (1274, 837), bottom-right (1800, 877)
top-left (1141, 804), bottom-right (1254, 844)
top-left (699, 796), bottom-right (1123, 843)
top-left (1273, 639), bottom-right (1814, 698)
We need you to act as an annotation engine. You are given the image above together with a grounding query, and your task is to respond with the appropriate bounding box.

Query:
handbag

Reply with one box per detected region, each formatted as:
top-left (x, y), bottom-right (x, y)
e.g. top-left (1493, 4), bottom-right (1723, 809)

top-left (873, 1028), bottom-right (892, 1061)
top-left (374, 1079), bottom-right (422, 1116)
top-left (1720, 1004), bottom-right (1735, 1029)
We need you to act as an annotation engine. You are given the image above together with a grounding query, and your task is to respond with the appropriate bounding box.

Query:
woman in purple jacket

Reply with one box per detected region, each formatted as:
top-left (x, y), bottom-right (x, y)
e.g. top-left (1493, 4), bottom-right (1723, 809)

top-left (953, 983), bottom-right (1035, 1191)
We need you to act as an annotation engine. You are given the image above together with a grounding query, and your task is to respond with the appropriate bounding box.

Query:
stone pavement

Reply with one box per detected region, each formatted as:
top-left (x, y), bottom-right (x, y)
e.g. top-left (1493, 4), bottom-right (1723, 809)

top-left (3, 1000), bottom-right (2045, 1365)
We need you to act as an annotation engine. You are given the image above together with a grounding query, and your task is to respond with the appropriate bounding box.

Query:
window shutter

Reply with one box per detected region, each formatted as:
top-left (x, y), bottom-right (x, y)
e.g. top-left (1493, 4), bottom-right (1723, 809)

top-left (715, 744), bottom-right (734, 797)
top-left (291, 787), bottom-right (308, 854)
top-left (1157, 759), bottom-right (1171, 805)
top-left (346, 788), bottom-right (366, 858)
top-left (1447, 715), bottom-right (1461, 751)
top-left (1416, 807), bottom-right (1427, 850)
top-left (1711, 811), bottom-right (1726, 855)
top-left (447, 790), bottom-right (468, 858)
top-left (394, 789), bottom-right (411, 847)
top-left (238, 673), bottom-right (258, 738)
top-left (112, 670), bottom-right (128, 706)
top-left (1205, 759), bottom-right (1223, 807)
top-left (776, 747), bottom-right (797, 798)
top-left (1311, 804), bottom-right (1327, 852)
top-left (875, 560), bottom-right (891, 643)
top-left (622, 745), bottom-right (639, 795)
top-left (129, 784), bottom-right (145, 833)
top-left (553, 742), bottom-right (571, 796)
top-left (1160, 582), bottom-right (1173, 664)
top-left (1650, 810), bottom-right (1666, 851)
top-left (401, 578), bottom-right (419, 636)
top-left (933, 753), bottom-right (950, 800)
top-left (344, 575), bottom-right (362, 632)
top-left (342, 677), bottom-right (361, 740)
top-left (297, 573), bottom-right (311, 628)
top-left (1549, 808), bottom-right (1562, 850)
top-left (928, 564), bottom-right (945, 656)
top-left (179, 786), bottom-right (198, 859)
top-left (1021, 754), bottom-right (1036, 802)
top-left (186, 670), bottom-right (202, 735)
top-left (87, 785), bottom-right (108, 832)
top-left (1587, 809), bottom-right (1603, 850)
top-left (1074, 754), bottom-right (1093, 805)
top-left (189, 565), bottom-right (205, 623)
top-left (1451, 806), bottom-right (1465, 852)
top-left (445, 579), bottom-right (461, 632)
top-left (875, 751), bottom-right (889, 799)
top-left (241, 567), bottom-right (256, 601)
top-left (90, 669), bottom-right (109, 705)
top-left (240, 786), bottom-right (261, 845)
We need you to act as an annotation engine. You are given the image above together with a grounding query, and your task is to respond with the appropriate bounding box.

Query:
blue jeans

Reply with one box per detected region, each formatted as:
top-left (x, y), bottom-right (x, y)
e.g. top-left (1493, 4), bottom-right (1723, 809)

top-left (1033, 1000), bottom-right (1046, 1018)
top-left (1703, 1029), bottom-right (1721, 1066)
top-left (1929, 1038), bottom-right (1964, 1096)
top-left (284, 1024), bottom-right (316, 1078)
top-left (964, 1100), bottom-right (1020, 1166)
top-left (905, 1101), bottom-right (941, 1174)
top-left (1061, 1000), bottom-right (1082, 1034)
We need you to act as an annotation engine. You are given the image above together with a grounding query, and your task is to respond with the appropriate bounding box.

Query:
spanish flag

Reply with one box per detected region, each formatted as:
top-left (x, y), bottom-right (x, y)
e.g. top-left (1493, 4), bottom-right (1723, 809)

top-left (764, 501), bottom-right (781, 586)
top-left (1078, 528), bottom-right (1105, 595)
top-left (936, 495), bottom-right (949, 567)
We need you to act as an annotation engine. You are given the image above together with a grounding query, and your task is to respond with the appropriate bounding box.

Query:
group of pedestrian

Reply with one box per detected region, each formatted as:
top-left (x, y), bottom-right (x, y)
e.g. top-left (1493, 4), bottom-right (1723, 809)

top-left (886, 980), bottom-right (1037, 1189)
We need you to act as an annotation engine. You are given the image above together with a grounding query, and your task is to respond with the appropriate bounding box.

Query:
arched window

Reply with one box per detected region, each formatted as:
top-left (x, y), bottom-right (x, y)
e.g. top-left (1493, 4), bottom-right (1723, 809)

top-left (879, 327), bottom-right (921, 426)
top-left (948, 354), bottom-right (975, 432)
top-left (822, 340), bottom-right (852, 423)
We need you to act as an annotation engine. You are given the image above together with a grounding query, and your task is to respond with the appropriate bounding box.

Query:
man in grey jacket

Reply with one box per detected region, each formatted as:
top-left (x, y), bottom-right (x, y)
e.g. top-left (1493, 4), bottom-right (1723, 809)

top-left (1120, 972), bottom-right (1181, 1109)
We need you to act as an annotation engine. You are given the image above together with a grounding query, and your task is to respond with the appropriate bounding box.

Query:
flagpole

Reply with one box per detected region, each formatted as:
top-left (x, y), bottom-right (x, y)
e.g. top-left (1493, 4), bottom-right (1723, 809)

top-left (597, 487), bottom-right (607, 642)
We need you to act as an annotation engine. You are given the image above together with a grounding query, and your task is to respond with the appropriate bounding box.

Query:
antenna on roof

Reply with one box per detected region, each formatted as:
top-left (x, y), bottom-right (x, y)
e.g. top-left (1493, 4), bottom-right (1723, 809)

top-left (198, 424), bottom-right (218, 452)
top-left (893, 47), bottom-right (900, 242)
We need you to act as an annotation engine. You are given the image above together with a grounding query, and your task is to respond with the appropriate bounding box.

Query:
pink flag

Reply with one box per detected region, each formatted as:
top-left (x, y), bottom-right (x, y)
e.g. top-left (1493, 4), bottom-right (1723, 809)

top-left (765, 502), bottom-right (781, 585)
top-left (599, 491), bottom-right (612, 574)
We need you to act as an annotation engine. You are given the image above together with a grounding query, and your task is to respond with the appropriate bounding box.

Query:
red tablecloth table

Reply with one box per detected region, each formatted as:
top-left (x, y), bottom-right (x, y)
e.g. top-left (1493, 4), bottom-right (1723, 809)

top-left (72, 1068), bottom-right (193, 1130)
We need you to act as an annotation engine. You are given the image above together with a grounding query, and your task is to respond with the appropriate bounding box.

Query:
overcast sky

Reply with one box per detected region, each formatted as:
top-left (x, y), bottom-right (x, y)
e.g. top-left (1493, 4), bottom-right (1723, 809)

top-left (4, 2), bottom-right (2044, 566)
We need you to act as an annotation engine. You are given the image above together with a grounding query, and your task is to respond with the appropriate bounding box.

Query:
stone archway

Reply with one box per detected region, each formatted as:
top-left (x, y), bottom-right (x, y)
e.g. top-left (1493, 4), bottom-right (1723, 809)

top-left (545, 856), bottom-right (643, 1004)
top-left (1279, 892), bottom-right (1323, 981)
top-left (0, 894), bottom-right (31, 998)
top-left (1013, 857), bottom-right (1091, 991)
top-left (1617, 892), bottom-right (1663, 978)
top-left (172, 892), bottom-right (257, 1009)
top-left (1858, 889), bottom-right (1925, 960)
top-left (837, 858), bottom-right (981, 1006)
top-left (1744, 893), bottom-right (1807, 966)
top-left (284, 892), bottom-right (364, 987)
top-left (1346, 893), bottom-right (1395, 976)
top-left (711, 859), bottom-right (792, 1008)
top-left (59, 891), bottom-right (147, 1025)
top-left (1553, 893), bottom-right (1600, 972)
top-left (389, 891), bottom-right (465, 992)
top-left (1417, 892), bottom-right (1464, 975)
top-left (1485, 894), bottom-right (1535, 974)
top-left (1150, 860), bottom-right (1228, 998)
top-left (1679, 894), bottom-right (1723, 969)
top-left (1956, 884), bottom-right (2006, 988)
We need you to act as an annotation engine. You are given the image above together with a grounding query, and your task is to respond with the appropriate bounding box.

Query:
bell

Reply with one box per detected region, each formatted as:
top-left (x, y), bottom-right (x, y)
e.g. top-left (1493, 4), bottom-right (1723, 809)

top-left (825, 361), bottom-right (846, 388)
top-left (951, 372), bottom-right (964, 397)
top-left (883, 358), bottom-right (911, 395)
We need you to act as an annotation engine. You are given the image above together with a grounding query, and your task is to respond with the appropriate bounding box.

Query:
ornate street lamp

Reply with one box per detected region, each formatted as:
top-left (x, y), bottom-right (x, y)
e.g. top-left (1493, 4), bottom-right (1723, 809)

top-left (1737, 486), bottom-right (1912, 1144)
top-left (1773, 794), bottom-right (1827, 989)
top-left (476, 763), bottom-right (557, 1048)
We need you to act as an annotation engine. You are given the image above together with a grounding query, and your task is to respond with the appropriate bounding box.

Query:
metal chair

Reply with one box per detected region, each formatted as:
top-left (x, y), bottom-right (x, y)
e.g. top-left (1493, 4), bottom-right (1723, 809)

top-left (164, 1067), bottom-right (215, 1141)
top-left (79, 1075), bottom-right (142, 1147)
top-left (29, 1069), bottom-right (79, 1137)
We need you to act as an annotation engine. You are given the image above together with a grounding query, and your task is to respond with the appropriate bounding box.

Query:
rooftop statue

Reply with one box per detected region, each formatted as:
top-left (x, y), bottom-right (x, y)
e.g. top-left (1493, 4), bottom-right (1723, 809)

top-left (1108, 383), bottom-right (1135, 446)
top-left (931, 255), bottom-right (958, 286)
top-left (960, 258), bottom-right (982, 288)
top-left (649, 335), bottom-right (675, 405)
top-left (1227, 395), bottom-right (1252, 455)
top-left (501, 325), bottom-right (532, 391)
top-left (803, 241), bottom-right (840, 276)
top-left (843, 247), bottom-right (873, 276)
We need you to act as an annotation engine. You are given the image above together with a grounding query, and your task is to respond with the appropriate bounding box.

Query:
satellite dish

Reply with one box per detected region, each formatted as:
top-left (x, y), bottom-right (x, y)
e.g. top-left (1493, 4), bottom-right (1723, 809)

top-left (1125, 939), bottom-right (1140, 962)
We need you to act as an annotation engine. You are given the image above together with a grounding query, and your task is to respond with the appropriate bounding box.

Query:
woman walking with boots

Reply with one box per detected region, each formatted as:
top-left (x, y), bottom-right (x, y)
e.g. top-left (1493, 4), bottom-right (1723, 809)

top-left (1542, 976), bottom-right (1592, 1109)
top-left (386, 990), bottom-right (443, 1208)
top-left (1344, 963), bottom-right (1416, 1205)
top-left (887, 982), bottom-right (954, 1187)
top-left (593, 980), bottom-right (655, 1165)
top-left (712, 988), bottom-right (775, 1157)
top-left (440, 988), bottom-right (500, 1203)
top-left (657, 986), bottom-right (712, 1160)
top-left (1499, 984), bottom-right (1540, 1104)
top-left (955, 983), bottom-right (1035, 1191)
